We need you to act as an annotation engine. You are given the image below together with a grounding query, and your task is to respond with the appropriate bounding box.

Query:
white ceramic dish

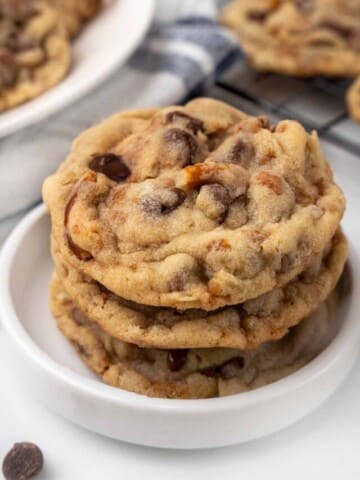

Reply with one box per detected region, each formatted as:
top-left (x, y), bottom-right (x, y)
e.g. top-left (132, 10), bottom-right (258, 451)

top-left (0, 0), bottom-right (154, 139)
top-left (0, 204), bottom-right (359, 449)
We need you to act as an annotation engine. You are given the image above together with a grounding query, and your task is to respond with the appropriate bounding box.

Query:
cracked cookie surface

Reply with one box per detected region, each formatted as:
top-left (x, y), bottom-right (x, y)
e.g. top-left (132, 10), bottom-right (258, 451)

top-left (52, 230), bottom-right (347, 349)
top-left (221, 0), bottom-right (360, 77)
top-left (51, 274), bottom-right (340, 399)
top-left (0, 0), bottom-right (71, 111)
top-left (43, 98), bottom-right (345, 310)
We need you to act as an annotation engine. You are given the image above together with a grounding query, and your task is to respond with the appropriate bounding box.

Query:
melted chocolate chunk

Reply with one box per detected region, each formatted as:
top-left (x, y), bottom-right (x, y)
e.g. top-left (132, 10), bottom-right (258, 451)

top-left (167, 349), bottom-right (189, 371)
top-left (64, 192), bottom-right (77, 227)
top-left (2, 442), bottom-right (43, 480)
top-left (319, 21), bottom-right (354, 40)
top-left (88, 153), bottom-right (130, 182)
top-left (247, 10), bottom-right (269, 22)
top-left (164, 128), bottom-right (198, 166)
top-left (0, 48), bottom-right (17, 87)
top-left (165, 111), bottom-right (205, 135)
top-left (228, 138), bottom-right (255, 168)
top-left (201, 357), bottom-right (244, 380)
top-left (66, 233), bottom-right (93, 261)
top-left (71, 307), bottom-right (89, 326)
top-left (294, 0), bottom-right (314, 13)
top-left (141, 187), bottom-right (186, 216)
top-left (0, 0), bottom-right (36, 21)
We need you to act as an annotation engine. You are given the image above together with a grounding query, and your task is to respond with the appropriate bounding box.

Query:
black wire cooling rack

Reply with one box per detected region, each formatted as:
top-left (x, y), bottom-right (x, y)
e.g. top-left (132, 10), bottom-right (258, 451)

top-left (209, 58), bottom-right (360, 156)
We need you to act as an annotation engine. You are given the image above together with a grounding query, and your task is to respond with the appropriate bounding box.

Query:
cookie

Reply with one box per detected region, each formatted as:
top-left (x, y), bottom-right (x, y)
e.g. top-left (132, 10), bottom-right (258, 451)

top-left (46, 0), bottom-right (102, 38)
top-left (52, 230), bottom-right (347, 349)
top-left (347, 76), bottom-right (360, 121)
top-left (0, 0), bottom-right (71, 111)
top-left (221, 0), bottom-right (360, 77)
top-left (51, 274), bottom-right (340, 399)
top-left (43, 98), bottom-right (345, 310)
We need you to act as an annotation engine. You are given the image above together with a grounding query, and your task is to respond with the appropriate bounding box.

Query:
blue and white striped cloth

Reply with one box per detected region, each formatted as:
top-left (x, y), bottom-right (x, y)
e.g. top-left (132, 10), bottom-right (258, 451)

top-left (0, 0), bottom-right (238, 244)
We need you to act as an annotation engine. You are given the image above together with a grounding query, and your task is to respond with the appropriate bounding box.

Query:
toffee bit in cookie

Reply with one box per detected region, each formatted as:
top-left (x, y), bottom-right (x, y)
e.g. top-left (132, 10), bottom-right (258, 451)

top-left (88, 153), bottom-right (130, 182)
top-left (163, 128), bottom-right (198, 166)
top-left (201, 357), bottom-right (245, 379)
top-left (165, 111), bottom-right (205, 135)
top-left (167, 349), bottom-right (189, 371)
top-left (141, 187), bottom-right (186, 216)
top-left (2, 442), bottom-right (43, 480)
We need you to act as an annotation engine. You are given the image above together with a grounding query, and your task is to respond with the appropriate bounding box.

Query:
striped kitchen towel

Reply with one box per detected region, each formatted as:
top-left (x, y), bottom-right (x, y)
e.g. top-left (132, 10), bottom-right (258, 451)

top-left (0, 0), bottom-right (238, 244)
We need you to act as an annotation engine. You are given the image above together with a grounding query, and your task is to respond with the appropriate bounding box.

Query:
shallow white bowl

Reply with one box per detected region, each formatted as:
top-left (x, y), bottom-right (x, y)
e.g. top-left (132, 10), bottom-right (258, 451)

top-left (0, 0), bottom-right (154, 138)
top-left (0, 204), bottom-right (359, 449)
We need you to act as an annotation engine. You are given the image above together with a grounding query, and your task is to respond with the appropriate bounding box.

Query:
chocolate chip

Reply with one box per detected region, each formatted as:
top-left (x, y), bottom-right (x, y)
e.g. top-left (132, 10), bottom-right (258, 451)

top-left (168, 270), bottom-right (189, 292)
top-left (71, 307), bottom-right (89, 326)
top-left (0, 0), bottom-right (36, 20)
top-left (73, 341), bottom-right (91, 358)
top-left (66, 233), bottom-right (93, 261)
top-left (196, 184), bottom-right (231, 222)
top-left (167, 349), bottom-right (189, 372)
top-left (2, 442), bottom-right (43, 480)
top-left (258, 115), bottom-right (270, 129)
top-left (319, 21), bottom-right (354, 39)
top-left (141, 187), bottom-right (186, 216)
top-left (246, 10), bottom-right (269, 22)
top-left (0, 48), bottom-right (17, 88)
top-left (294, 0), bottom-right (314, 12)
top-left (88, 153), bottom-right (130, 182)
top-left (228, 138), bottom-right (255, 168)
top-left (64, 192), bottom-right (77, 227)
top-left (165, 111), bottom-right (205, 135)
top-left (164, 128), bottom-right (198, 166)
top-left (201, 357), bottom-right (244, 380)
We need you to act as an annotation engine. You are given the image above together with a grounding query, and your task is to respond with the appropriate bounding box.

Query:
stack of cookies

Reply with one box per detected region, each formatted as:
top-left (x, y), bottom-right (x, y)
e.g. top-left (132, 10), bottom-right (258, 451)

top-left (0, 0), bottom-right (101, 111)
top-left (43, 98), bottom-right (348, 399)
top-left (220, 0), bottom-right (360, 122)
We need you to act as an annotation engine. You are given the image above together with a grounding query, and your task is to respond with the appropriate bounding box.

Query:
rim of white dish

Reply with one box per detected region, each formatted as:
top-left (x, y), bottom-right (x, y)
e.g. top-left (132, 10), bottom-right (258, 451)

top-left (0, 204), bottom-right (358, 414)
top-left (0, 0), bottom-right (155, 138)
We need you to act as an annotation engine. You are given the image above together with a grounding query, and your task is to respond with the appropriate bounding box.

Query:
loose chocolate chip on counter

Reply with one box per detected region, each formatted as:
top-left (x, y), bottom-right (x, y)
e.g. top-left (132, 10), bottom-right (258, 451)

top-left (201, 357), bottom-right (245, 380)
top-left (167, 349), bottom-right (189, 372)
top-left (164, 128), bottom-right (198, 166)
top-left (88, 153), bottom-right (130, 182)
top-left (141, 187), bottom-right (186, 216)
top-left (2, 442), bottom-right (43, 480)
top-left (165, 111), bottom-right (205, 135)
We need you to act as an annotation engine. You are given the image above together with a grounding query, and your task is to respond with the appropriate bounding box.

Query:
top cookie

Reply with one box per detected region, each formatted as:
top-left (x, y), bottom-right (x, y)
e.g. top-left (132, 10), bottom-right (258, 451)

top-left (43, 98), bottom-right (345, 310)
top-left (0, 0), bottom-right (71, 111)
top-left (221, 0), bottom-right (360, 77)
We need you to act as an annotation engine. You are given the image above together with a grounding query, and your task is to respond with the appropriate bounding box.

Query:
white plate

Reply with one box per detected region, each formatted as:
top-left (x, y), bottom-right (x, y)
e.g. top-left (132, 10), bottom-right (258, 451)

top-left (0, 200), bottom-right (359, 449)
top-left (0, 0), bottom-right (154, 139)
